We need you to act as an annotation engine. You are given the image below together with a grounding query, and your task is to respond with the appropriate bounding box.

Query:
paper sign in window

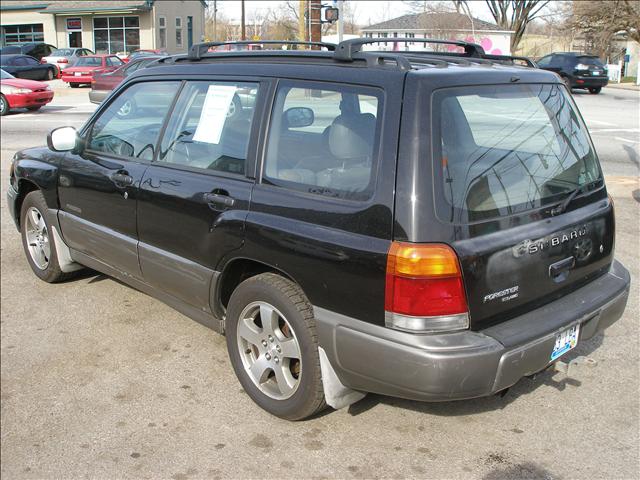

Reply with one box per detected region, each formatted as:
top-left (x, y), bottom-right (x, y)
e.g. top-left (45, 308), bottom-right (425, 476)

top-left (192, 85), bottom-right (237, 144)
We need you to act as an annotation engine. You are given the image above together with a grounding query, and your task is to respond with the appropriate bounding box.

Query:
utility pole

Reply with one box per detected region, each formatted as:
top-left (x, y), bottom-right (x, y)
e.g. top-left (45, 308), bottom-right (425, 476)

top-left (337, 0), bottom-right (344, 42)
top-left (213, 0), bottom-right (217, 41)
top-left (241, 0), bottom-right (246, 41)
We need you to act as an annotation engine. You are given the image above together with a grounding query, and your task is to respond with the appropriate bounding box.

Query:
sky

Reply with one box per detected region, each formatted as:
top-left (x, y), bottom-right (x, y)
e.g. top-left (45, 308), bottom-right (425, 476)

top-left (211, 0), bottom-right (500, 26)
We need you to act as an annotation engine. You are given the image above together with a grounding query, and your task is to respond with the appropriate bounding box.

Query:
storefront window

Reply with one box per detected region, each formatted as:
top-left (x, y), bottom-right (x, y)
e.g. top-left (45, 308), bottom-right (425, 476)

top-left (93, 16), bottom-right (140, 55)
top-left (158, 16), bottom-right (167, 49)
top-left (175, 17), bottom-right (183, 49)
top-left (2, 24), bottom-right (44, 44)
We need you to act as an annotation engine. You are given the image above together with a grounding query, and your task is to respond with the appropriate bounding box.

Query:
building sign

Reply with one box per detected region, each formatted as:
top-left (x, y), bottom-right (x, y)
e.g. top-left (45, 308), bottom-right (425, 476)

top-left (67, 18), bottom-right (82, 31)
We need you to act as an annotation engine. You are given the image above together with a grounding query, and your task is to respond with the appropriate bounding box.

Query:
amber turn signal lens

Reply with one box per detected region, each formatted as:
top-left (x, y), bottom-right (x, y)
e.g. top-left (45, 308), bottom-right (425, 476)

top-left (387, 242), bottom-right (461, 278)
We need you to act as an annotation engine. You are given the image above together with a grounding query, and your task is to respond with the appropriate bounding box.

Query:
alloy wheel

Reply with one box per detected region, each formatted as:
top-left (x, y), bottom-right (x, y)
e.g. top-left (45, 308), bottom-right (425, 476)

top-left (24, 207), bottom-right (51, 270)
top-left (236, 301), bottom-right (302, 400)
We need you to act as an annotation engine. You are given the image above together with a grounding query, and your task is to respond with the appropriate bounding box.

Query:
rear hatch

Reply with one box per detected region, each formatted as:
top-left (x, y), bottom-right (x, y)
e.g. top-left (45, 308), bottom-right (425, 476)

top-left (430, 83), bottom-right (613, 329)
top-left (573, 55), bottom-right (608, 78)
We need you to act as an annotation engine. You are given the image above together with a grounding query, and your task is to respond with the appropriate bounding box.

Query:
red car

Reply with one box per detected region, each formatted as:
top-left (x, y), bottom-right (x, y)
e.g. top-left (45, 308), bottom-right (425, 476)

top-left (0, 68), bottom-right (54, 115)
top-left (61, 54), bottom-right (124, 87)
top-left (89, 56), bottom-right (162, 104)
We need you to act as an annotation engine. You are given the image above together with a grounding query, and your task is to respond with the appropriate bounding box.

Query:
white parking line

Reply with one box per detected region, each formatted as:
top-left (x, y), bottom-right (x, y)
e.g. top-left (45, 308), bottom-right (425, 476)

top-left (587, 119), bottom-right (616, 126)
top-left (614, 136), bottom-right (640, 144)
top-left (590, 128), bottom-right (640, 133)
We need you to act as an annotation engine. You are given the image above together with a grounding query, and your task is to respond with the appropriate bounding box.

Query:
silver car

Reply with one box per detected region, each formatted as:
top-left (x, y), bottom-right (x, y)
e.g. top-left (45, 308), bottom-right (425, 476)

top-left (42, 48), bottom-right (94, 71)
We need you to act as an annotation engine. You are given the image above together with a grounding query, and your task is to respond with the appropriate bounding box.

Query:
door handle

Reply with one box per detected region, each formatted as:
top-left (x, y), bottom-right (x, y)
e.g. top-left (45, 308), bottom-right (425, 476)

top-left (111, 172), bottom-right (133, 186)
top-left (202, 192), bottom-right (235, 208)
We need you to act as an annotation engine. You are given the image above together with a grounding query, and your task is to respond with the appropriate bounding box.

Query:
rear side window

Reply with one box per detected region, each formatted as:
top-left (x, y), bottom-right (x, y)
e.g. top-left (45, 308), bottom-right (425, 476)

top-left (263, 82), bottom-right (381, 201)
top-left (158, 81), bottom-right (259, 174)
top-left (433, 84), bottom-right (601, 223)
top-left (52, 49), bottom-right (74, 56)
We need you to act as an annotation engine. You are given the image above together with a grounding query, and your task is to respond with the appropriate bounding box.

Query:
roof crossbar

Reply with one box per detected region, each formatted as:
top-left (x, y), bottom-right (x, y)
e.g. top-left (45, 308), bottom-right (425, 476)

top-left (188, 40), bottom-right (336, 60)
top-left (334, 38), bottom-right (485, 61)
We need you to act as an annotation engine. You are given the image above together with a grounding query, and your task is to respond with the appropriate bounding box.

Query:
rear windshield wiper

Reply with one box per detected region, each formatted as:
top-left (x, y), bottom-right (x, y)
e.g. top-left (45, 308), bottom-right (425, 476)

top-left (551, 179), bottom-right (601, 216)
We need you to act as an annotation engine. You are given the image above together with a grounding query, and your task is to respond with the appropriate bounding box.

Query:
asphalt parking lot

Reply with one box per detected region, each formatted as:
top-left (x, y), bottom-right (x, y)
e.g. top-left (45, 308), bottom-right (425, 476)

top-left (1, 82), bottom-right (639, 479)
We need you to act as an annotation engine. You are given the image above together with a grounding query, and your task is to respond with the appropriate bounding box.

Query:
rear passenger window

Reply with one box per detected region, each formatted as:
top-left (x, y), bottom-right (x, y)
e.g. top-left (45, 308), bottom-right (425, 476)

top-left (158, 81), bottom-right (259, 175)
top-left (263, 82), bottom-right (381, 201)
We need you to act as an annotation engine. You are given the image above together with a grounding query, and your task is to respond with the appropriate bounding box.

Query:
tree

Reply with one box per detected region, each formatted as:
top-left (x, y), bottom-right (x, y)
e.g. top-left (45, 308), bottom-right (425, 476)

top-left (571, 0), bottom-right (640, 58)
top-left (481, 0), bottom-right (550, 52)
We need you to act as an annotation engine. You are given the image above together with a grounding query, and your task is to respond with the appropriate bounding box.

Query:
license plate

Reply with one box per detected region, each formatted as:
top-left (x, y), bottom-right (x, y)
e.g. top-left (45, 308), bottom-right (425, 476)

top-left (550, 324), bottom-right (580, 361)
top-left (592, 70), bottom-right (600, 75)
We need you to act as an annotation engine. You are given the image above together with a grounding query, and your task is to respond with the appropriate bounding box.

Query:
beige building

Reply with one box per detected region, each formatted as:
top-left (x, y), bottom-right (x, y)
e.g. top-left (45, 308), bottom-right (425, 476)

top-left (0, 0), bottom-right (206, 55)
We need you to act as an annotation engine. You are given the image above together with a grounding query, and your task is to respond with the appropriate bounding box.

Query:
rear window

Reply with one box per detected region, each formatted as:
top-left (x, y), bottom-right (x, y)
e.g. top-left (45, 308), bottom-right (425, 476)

top-left (577, 56), bottom-right (604, 67)
top-left (433, 84), bottom-right (601, 223)
top-left (52, 48), bottom-right (74, 56)
top-left (76, 57), bottom-right (102, 66)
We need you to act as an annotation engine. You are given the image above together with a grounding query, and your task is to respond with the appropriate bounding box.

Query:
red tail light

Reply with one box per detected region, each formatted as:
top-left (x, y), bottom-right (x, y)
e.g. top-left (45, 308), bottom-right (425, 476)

top-left (385, 242), bottom-right (468, 332)
top-left (57, 58), bottom-right (69, 63)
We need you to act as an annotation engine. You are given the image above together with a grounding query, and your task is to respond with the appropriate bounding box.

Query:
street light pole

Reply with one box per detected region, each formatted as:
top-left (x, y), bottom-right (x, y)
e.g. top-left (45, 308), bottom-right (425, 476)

top-left (241, 0), bottom-right (246, 41)
top-left (213, 0), bottom-right (217, 40)
top-left (337, 0), bottom-right (344, 42)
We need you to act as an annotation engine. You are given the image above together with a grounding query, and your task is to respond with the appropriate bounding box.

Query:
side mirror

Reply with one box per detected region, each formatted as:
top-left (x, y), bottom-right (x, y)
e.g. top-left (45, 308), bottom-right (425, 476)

top-left (283, 107), bottom-right (314, 129)
top-left (47, 126), bottom-right (78, 152)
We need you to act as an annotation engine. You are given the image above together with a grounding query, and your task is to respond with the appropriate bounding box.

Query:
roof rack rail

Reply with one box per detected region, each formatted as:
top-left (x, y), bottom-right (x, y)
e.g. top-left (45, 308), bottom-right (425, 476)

top-left (334, 38), bottom-right (485, 61)
top-left (481, 53), bottom-right (537, 68)
top-left (188, 40), bottom-right (336, 60)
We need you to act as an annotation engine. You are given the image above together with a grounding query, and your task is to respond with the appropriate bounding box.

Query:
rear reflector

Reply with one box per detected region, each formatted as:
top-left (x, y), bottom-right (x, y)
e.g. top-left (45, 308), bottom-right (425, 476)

top-left (385, 242), bottom-right (469, 333)
top-left (57, 58), bottom-right (69, 63)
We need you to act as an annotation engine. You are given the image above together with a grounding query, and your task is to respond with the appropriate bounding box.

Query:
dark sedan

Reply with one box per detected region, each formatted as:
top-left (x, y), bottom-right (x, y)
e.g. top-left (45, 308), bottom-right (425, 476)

top-left (0, 43), bottom-right (57, 61)
top-left (0, 54), bottom-right (57, 81)
top-left (89, 56), bottom-right (161, 103)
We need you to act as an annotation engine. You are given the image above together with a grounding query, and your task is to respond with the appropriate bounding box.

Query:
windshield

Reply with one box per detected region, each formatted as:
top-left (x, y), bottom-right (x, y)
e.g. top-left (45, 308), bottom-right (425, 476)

top-left (51, 48), bottom-right (75, 56)
top-left (433, 84), bottom-right (602, 223)
top-left (0, 69), bottom-right (15, 79)
top-left (76, 57), bottom-right (102, 67)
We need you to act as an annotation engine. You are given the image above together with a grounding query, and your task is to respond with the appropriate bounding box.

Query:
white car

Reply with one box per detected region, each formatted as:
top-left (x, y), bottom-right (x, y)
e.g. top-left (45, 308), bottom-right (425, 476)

top-left (42, 48), bottom-right (94, 71)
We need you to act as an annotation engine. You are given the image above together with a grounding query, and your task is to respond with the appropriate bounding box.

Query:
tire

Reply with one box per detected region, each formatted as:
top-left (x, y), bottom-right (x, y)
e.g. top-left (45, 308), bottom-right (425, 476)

top-left (589, 87), bottom-right (602, 94)
top-left (45, 68), bottom-right (54, 81)
top-left (0, 94), bottom-right (8, 116)
top-left (20, 191), bottom-right (77, 283)
top-left (562, 76), bottom-right (572, 90)
top-left (27, 106), bottom-right (42, 111)
top-left (226, 94), bottom-right (242, 119)
top-left (226, 273), bottom-right (326, 420)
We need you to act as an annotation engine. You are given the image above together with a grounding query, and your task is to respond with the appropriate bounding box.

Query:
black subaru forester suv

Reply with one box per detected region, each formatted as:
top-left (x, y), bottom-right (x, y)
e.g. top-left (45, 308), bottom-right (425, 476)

top-left (7, 39), bottom-right (630, 420)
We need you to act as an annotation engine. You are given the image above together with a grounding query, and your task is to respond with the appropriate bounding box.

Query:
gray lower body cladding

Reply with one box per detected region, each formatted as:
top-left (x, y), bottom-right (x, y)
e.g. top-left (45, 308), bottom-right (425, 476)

top-left (314, 260), bottom-right (630, 402)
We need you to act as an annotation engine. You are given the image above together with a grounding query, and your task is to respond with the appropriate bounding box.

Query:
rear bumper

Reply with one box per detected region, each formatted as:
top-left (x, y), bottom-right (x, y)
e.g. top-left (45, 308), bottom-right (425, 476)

top-left (88, 89), bottom-right (109, 104)
top-left (570, 75), bottom-right (609, 88)
top-left (315, 260), bottom-right (630, 402)
top-left (62, 75), bottom-right (93, 84)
